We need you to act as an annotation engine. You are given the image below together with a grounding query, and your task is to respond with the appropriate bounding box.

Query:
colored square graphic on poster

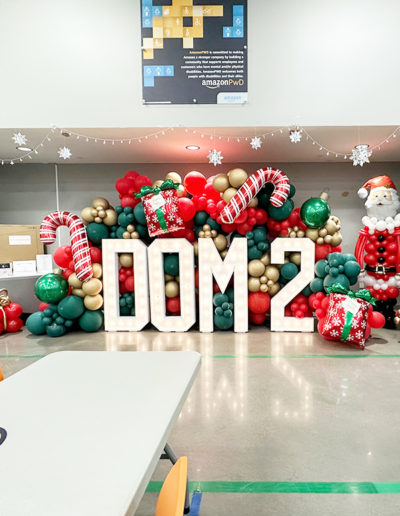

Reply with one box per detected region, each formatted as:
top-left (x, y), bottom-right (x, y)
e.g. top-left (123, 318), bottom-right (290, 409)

top-left (141, 0), bottom-right (247, 104)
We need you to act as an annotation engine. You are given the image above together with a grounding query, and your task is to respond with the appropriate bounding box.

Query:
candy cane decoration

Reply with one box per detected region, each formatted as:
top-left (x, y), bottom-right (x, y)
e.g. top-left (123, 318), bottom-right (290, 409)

top-left (220, 167), bottom-right (291, 224)
top-left (40, 211), bottom-right (93, 282)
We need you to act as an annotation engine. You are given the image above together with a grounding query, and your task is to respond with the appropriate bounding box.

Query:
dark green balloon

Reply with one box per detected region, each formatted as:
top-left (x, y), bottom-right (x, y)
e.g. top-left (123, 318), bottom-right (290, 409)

top-left (310, 277), bottom-right (324, 293)
top-left (135, 224), bottom-right (148, 238)
top-left (79, 310), bottom-right (104, 332)
top-left (268, 198), bottom-right (294, 221)
top-left (164, 254), bottom-right (179, 276)
top-left (300, 197), bottom-right (331, 229)
top-left (194, 211), bottom-right (208, 225)
top-left (46, 323), bottom-right (67, 337)
top-left (253, 226), bottom-right (267, 243)
top-left (35, 273), bottom-right (68, 303)
top-left (116, 226), bottom-right (126, 239)
top-left (118, 212), bottom-right (134, 227)
top-left (134, 202), bottom-right (147, 225)
top-left (248, 247), bottom-right (262, 260)
top-left (206, 217), bottom-right (220, 232)
top-left (323, 273), bottom-right (350, 291)
top-left (57, 295), bottom-right (85, 319)
top-left (289, 184), bottom-right (296, 198)
top-left (315, 260), bottom-right (328, 278)
top-left (86, 222), bottom-right (109, 244)
top-left (213, 293), bottom-right (229, 307)
top-left (281, 262), bottom-right (299, 280)
top-left (301, 284), bottom-right (312, 297)
top-left (214, 312), bottom-right (234, 330)
top-left (26, 311), bottom-right (46, 335)
top-left (344, 260), bottom-right (361, 278)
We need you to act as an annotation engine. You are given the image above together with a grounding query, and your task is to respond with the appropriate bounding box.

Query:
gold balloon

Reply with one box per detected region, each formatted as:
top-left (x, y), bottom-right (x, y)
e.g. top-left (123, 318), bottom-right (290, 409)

top-left (103, 209), bottom-right (117, 226)
top-left (324, 235), bottom-right (332, 244)
top-left (119, 253), bottom-right (133, 268)
top-left (176, 185), bottom-right (187, 198)
top-left (330, 233), bottom-right (342, 246)
top-left (165, 172), bottom-right (182, 184)
top-left (94, 217), bottom-right (102, 223)
top-left (91, 208), bottom-right (97, 217)
top-left (212, 174), bottom-right (230, 192)
top-left (316, 237), bottom-right (324, 245)
top-left (199, 231), bottom-right (205, 238)
top-left (92, 263), bottom-right (103, 278)
top-left (81, 207), bottom-right (94, 223)
top-left (213, 234), bottom-right (227, 251)
top-left (126, 224), bottom-right (135, 232)
top-left (53, 267), bottom-right (63, 276)
top-left (265, 265), bottom-right (280, 283)
top-left (204, 230), bottom-right (211, 238)
top-left (222, 187), bottom-right (238, 203)
top-left (175, 275), bottom-right (180, 283)
top-left (123, 231), bottom-right (130, 239)
top-left (297, 230), bottom-right (305, 238)
top-left (68, 273), bottom-right (83, 289)
top-left (228, 168), bottom-right (248, 188)
top-left (92, 198), bottom-right (109, 209)
top-left (203, 224), bottom-right (211, 231)
top-left (260, 275), bottom-right (267, 284)
top-left (193, 241), bottom-right (199, 256)
top-left (71, 288), bottom-right (85, 298)
top-left (82, 278), bottom-right (103, 296)
top-left (248, 259), bottom-right (265, 277)
top-left (220, 249), bottom-right (228, 259)
top-left (269, 283), bottom-right (280, 296)
top-left (248, 277), bottom-right (261, 292)
top-left (290, 252), bottom-right (301, 266)
top-left (131, 232), bottom-right (140, 239)
top-left (98, 209), bottom-right (106, 218)
top-left (165, 274), bottom-right (174, 281)
top-left (260, 284), bottom-right (268, 293)
top-left (84, 294), bottom-right (103, 310)
top-left (305, 228), bottom-right (319, 241)
top-left (260, 253), bottom-right (271, 266)
top-left (211, 230), bottom-right (217, 238)
top-left (248, 197), bottom-right (258, 207)
top-left (153, 180), bottom-right (163, 188)
top-left (165, 280), bottom-right (179, 298)
top-left (319, 228), bottom-right (328, 237)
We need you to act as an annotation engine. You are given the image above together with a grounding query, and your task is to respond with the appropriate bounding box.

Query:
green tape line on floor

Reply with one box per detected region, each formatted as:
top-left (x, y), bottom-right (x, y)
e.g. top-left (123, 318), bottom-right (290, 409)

top-left (146, 481), bottom-right (400, 494)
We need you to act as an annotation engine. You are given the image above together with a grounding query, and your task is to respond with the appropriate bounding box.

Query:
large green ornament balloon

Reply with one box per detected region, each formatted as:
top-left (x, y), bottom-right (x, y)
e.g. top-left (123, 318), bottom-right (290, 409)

top-left (268, 198), bottom-right (294, 221)
top-left (300, 197), bottom-right (331, 229)
top-left (86, 222), bottom-right (109, 244)
top-left (57, 295), bottom-right (85, 319)
top-left (26, 311), bottom-right (46, 335)
top-left (34, 274), bottom-right (68, 303)
top-left (79, 310), bottom-right (104, 332)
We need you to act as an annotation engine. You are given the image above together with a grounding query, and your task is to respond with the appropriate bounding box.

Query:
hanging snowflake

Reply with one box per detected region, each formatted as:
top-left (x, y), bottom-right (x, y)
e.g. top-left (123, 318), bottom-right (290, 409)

top-left (289, 129), bottom-right (302, 144)
top-left (250, 136), bottom-right (262, 150)
top-left (58, 146), bottom-right (72, 160)
top-left (350, 144), bottom-right (371, 167)
top-left (208, 148), bottom-right (223, 166)
top-left (12, 132), bottom-right (27, 146)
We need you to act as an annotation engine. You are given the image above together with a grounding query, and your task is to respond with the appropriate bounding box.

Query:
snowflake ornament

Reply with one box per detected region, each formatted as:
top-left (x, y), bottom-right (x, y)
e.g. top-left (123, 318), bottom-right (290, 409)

top-left (58, 146), bottom-right (72, 160)
top-left (12, 132), bottom-right (27, 146)
top-left (289, 129), bottom-right (302, 144)
top-left (208, 148), bottom-right (223, 166)
top-left (350, 144), bottom-right (371, 167)
top-left (250, 136), bottom-right (262, 150)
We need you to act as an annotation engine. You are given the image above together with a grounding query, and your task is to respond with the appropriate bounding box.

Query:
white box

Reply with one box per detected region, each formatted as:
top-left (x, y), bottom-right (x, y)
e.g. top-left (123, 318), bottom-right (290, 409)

top-left (0, 263), bottom-right (12, 277)
top-left (36, 254), bottom-right (53, 275)
top-left (12, 260), bottom-right (37, 276)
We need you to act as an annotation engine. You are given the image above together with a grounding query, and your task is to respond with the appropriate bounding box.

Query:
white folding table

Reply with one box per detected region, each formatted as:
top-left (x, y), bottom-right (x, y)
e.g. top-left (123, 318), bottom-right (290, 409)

top-left (0, 350), bottom-right (201, 515)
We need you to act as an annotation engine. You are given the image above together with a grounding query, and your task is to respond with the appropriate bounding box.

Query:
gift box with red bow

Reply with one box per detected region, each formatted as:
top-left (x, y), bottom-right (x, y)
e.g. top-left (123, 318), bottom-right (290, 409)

top-left (0, 289), bottom-right (24, 334)
top-left (135, 179), bottom-right (184, 237)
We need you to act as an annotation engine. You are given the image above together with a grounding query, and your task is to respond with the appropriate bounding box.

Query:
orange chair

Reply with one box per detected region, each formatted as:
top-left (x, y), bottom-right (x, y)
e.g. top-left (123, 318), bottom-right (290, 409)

top-left (0, 366), bottom-right (3, 381)
top-left (155, 456), bottom-right (188, 516)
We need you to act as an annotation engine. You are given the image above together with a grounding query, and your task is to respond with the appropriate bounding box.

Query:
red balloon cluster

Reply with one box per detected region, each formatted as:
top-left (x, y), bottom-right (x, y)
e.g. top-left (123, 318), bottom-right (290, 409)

top-left (119, 267), bottom-right (134, 293)
top-left (115, 170), bottom-right (152, 209)
top-left (284, 294), bottom-right (313, 318)
top-left (267, 208), bottom-right (306, 237)
top-left (0, 301), bottom-right (24, 334)
top-left (220, 207), bottom-right (268, 235)
top-left (365, 285), bottom-right (399, 302)
top-left (54, 244), bottom-right (102, 280)
top-left (364, 231), bottom-right (397, 270)
top-left (248, 291), bottom-right (271, 325)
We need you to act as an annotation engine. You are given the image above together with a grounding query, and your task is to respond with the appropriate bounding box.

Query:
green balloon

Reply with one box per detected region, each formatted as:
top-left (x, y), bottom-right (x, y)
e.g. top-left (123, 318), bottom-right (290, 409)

top-left (35, 273), bottom-right (68, 303)
top-left (342, 253), bottom-right (357, 262)
top-left (79, 310), bottom-right (104, 332)
top-left (57, 295), bottom-right (85, 319)
top-left (302, 284), bottom-right (312, 297)
top-left (135, 224), bottom-right (148, 238)
top-left (118, 212), bottom-right (134, 227)
top-left (315, 259), bottom-right (328, 278)
top-left (120, 305), bottom-right (130, 316)
top-left (268, 198), bottom-right (294, 221)
top-left (26, 311), bottom-right (46, 335)
top-left (300, 197), bottom-right (331, 229)
top-left (214, 312), bottom-right (234, 330)
top-left (194, 211), bottom-right (208, 225)
top-left (116, 226), bottom-right (126, 239)
top-left (206, 217), bottom-right (220, 232)
top-left (46, 323), bottom-right (67, 338)
top-left (323, 273), bottom-right (350, 291)
top-left (253, 226), bottom-right (267, 243)
top-left (213, 293), bottom-right (229, 307)
top-left (327, 252), bottom-right (345, 267)
top-left (289, 184), bottom-right (296, 198)
top-left (134, 202), bottom-right (147, 225)
top-left (281, 262), bottom-right (299, 280)
top-left (86, 222), bottom-right (109, 244)
top-left (310, 277), bottom-right (324, 293)
top-left (248, 247), bottom-right (262, 260)
top-left (344, 261), bottom-right (361, 278)
top-left (164, 254), bottom-right (179, 276)
top-left (226, 288), bottom-right (234, 304)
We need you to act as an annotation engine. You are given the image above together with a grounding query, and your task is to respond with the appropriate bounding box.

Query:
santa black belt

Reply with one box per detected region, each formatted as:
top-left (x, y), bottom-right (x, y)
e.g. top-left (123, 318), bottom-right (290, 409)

top-left (365, 265), bottom-right (397, 274)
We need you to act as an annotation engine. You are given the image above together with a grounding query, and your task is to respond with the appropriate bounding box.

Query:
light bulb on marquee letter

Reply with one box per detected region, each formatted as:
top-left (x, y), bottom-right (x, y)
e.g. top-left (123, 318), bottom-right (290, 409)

top-left (148, 238), bottom-right (196, 332)
top-left (198, 237), bottom-right (248, 333)
top-left (102, 239), bottom-right (150, 331)
top-left (270, 238), bottom-right (315, 332)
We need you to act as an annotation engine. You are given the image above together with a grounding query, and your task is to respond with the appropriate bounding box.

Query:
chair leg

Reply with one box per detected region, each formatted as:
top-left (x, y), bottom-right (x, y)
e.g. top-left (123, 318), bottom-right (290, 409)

top-left (163, 443), bottom-right (190, 513)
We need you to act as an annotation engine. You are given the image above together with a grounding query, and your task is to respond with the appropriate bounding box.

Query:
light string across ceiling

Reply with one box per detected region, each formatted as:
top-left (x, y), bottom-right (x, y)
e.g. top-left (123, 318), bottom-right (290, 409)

top-left (1, 124), bottom-right (399, 166)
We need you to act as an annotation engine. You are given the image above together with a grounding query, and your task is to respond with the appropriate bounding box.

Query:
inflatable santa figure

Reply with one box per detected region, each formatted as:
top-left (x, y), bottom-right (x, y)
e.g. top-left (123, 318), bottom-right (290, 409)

top-left (355, 176), bottom-right (400, 328)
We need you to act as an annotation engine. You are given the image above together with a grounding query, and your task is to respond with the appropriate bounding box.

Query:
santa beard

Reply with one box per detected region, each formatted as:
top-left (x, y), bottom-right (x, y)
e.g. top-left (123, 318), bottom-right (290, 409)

top-left (365, 193), bottom-right (400, 220)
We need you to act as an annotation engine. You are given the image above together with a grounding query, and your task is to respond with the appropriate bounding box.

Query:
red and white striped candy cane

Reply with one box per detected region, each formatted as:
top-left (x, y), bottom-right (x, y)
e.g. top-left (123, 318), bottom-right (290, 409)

top-left (40, 211), bottom-right (93, 282)
top-left (220, 167), bottom-right (291, 224)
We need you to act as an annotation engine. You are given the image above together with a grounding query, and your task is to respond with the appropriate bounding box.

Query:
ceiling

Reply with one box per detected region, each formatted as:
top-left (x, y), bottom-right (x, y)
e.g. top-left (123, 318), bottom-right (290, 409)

top-left (0, 126), bottom-right (399, 165)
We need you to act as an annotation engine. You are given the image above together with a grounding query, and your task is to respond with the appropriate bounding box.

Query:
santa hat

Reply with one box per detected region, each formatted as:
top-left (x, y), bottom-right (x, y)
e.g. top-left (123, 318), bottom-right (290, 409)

top-left (357, 175), bottom-right (397, 199)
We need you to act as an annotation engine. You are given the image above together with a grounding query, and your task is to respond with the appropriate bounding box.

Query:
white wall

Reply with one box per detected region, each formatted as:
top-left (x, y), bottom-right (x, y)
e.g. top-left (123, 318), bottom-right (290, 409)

top-left (1, 162), bottom-right (400, 253)
top-left (0, 0), bottom-right (399, 128)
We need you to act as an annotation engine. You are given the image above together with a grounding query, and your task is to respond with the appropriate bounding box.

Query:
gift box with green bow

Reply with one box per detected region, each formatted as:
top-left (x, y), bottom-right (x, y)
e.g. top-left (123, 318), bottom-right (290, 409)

top-left (135, 179), bottom-right (184, 237)
top-left (321, 284), bottom-right (376, 348)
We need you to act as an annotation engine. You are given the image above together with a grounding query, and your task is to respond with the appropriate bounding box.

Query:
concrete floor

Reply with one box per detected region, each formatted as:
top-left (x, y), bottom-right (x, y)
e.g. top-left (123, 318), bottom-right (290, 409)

top-left (1, 327), bottom-right (400, 515)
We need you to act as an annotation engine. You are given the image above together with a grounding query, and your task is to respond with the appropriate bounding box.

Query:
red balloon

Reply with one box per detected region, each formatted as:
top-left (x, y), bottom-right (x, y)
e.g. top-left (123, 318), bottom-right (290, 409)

top-left (124, 170), bottom-right (139, 180)
top-left (248, 292), bottom-right (271, 314)
top-left (4, 302), bottom-right (23, 319)
top-left (368, 310), bottom-right (385, 329)
top-left (166, 296), bottom-right (180, 314)
top-left (6, 318), bottom-right (23, 333)
top-left (315, 244), bottom-right (332, 261)
top-left (255, 209), bottom-right (268, 225)
top-left (120, 195), bottom-right (139, 209)
top-left (125, 276), bottom-right (135, 292)
top-left (204, 182), bottom-right (221, 202)
top-left (178, 197), bottom-right (196, 222)
top-left (237, 222), bottom-right (253, 235)
top-left (387, 286), bottom-right (399, 298)
top-left (183, 229), bottom-right (195, 242)
top-left (0, 318), bottom-right (4, 334)
top-left (89, 247), bottom-right (102, 264)
top-left (235, 210), bottom-right (248, 224)
top-left (249, 311), bottom-right (266, 325)
top-left (53, 245), bottom-right (73, 269)
top-left (63, 268), bottom-right (74, 280)
top-left (39, 302), bottom-right (49, 312)
top-left (221, 222), bottom-right (236, 233)
top-left (184, 171), bottom-right (207, 195)
top-left (115, 177), bottom-right (134, 195)
top-left (134, 175), bottom-right (152, 190)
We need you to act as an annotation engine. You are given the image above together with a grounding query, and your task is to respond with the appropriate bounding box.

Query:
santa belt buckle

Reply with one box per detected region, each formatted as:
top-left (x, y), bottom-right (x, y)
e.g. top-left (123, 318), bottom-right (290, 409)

top-left (375, 265), bottom-right (386, 274)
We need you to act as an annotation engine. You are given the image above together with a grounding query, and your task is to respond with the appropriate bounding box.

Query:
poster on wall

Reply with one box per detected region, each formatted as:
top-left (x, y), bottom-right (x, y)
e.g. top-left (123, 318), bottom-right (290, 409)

top-left (141, 0), bottom-right (248, 104)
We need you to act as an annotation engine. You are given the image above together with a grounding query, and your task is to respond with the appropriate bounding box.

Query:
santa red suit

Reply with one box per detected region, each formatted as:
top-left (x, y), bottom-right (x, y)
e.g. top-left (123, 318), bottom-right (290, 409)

top-left (354, 176), bottom-right (400, 328)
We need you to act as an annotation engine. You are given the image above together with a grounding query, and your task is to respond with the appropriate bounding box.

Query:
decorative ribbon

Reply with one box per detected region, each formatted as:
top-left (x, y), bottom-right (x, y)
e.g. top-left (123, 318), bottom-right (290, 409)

top-left (134, 179), bottom-right (179, 199)
top-left (0, 289), bottom-right (10, 329)
top-left (326, 283), bottom-right (376, 341)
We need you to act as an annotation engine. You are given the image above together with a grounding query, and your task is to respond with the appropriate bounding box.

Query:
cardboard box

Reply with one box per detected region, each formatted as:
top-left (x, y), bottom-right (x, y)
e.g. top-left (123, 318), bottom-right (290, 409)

top-left (0, 225), bottom-right (44, 263)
